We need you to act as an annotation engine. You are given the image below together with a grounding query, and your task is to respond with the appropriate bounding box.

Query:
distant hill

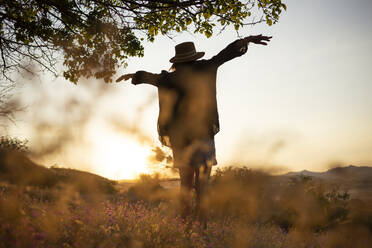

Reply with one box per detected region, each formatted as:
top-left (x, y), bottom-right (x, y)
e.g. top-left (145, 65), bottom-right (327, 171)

top-left (284, 165), bottom-right (372, 179)
top-left (155, 165), bottom-right (372, 200)
top-left (284, 165), bottom-right (372, 200)
top-left (0, 149), bottom-right (117, 195)
top-left (2, 147), bottom-right (370, 200)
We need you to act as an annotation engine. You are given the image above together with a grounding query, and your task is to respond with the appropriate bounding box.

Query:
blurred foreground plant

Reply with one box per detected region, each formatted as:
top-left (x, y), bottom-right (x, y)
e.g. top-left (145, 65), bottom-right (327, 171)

top-left (0, 136), bottom-right (28, 153)
top-left (1, 162), bottom-right (371, 248)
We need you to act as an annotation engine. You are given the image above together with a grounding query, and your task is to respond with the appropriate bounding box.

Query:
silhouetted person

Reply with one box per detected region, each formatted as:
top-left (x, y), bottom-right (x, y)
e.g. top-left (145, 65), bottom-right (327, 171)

top-left (117, 34), bottom-right (272, 226)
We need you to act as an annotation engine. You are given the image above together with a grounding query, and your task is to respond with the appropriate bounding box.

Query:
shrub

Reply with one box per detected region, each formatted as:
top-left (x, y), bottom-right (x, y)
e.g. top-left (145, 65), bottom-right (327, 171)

top-left (0, 136), bottom-right (28, 153)
top-left (126, 174), bottom-right (167, 204)
top-left (208, 166), bottom-right (351, 232)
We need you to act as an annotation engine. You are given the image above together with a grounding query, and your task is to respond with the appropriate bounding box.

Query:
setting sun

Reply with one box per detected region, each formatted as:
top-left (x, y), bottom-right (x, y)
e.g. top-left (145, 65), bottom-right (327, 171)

top-left (90, 130), bottom-right (153, 180)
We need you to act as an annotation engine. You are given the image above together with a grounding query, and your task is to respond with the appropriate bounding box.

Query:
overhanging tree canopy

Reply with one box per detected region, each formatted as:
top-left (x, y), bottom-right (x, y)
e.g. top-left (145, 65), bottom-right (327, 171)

top-left (0, 0), bottom-right (286, 83)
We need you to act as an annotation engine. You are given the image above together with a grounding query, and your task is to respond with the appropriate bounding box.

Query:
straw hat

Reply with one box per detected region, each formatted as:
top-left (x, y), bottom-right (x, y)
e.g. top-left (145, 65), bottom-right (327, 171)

top-left (169, 42), bottom-right (205, 63)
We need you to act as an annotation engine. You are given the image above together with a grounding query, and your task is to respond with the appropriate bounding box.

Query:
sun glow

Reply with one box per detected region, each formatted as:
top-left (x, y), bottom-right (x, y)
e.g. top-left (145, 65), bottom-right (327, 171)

top-left (90, 130), bottom-right (153, 180)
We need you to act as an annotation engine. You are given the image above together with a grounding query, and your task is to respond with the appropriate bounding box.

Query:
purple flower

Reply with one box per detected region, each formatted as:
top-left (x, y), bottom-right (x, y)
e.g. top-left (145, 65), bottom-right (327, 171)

top-left (31, 209), bottom-right (41, 217)
top-left (34, 232), bottom-right (47, 240)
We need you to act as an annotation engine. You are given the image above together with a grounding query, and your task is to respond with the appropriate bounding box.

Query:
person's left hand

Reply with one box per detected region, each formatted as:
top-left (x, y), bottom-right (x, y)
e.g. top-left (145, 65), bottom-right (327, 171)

top-left (116, 73), bottom-right (134, 82)
top-left (244, 34), bottom-right (272, 46)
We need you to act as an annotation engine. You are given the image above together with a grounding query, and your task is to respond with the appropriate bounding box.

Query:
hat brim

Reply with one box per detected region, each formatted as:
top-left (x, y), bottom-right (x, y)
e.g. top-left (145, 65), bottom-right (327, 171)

top-left (169, 52), bottom-right (205, 63)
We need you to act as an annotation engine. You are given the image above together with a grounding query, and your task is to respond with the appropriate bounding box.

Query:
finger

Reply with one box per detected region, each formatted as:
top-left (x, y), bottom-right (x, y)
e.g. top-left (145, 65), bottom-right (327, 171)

top-left (116, 75), bottom-right (128, 82)
top-left (116, 76), bottom-right (124, 82)
top-left (251, 40), bottom-right (267, 45)
top-left (256, 41), bottom-right (268, 45)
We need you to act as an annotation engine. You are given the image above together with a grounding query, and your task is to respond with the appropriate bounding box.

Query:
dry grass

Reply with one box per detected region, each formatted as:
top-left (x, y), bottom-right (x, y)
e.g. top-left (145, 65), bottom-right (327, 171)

top-left (1, 146), bottom-right (372, 248)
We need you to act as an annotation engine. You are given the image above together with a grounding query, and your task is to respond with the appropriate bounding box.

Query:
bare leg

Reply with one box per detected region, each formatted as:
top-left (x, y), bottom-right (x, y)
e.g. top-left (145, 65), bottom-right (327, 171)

top-left (179, 166), bottom-right (195, 220)
top-left (195, 165), bottom-right (212, 229)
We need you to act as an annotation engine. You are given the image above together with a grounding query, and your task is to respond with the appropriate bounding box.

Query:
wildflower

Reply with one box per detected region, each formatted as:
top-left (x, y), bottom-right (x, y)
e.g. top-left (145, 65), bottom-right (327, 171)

top-left (31, 208), bottom-right (41, 217)
top-left (33, 232), bottom-right (47, 240)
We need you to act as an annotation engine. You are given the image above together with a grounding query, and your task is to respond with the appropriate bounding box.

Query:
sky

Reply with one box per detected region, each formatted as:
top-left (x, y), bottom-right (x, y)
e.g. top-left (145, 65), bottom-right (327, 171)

top-left (6, 0), bottom-right (372, 179)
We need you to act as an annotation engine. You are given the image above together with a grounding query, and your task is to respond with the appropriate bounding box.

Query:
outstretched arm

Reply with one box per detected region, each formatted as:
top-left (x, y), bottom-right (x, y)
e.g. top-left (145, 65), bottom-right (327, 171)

top-left (210, 34), bottom-right (272, 66)
top-left (116, 73), bottom-right (134, 82)
top-left (116, 71), bottom-right (165, 86)
top-left (243, 34), bottom-right (272, 46)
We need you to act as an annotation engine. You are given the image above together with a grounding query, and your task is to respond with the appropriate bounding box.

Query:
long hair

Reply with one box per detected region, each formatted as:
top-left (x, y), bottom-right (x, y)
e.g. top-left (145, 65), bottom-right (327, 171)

top-left (169, 61), bottom-right (196, 72)
top-left (169, 63), bottom-right (176, 72)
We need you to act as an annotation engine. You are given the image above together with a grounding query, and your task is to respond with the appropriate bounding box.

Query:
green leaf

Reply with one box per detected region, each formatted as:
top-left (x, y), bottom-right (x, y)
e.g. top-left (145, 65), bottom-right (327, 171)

top-left (0, 0), bottom-right (286, 83)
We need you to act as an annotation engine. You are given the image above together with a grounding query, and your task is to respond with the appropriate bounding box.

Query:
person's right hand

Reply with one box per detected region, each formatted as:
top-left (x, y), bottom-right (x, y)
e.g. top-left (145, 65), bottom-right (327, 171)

top-left (116, 73), bottom-right (134, 82)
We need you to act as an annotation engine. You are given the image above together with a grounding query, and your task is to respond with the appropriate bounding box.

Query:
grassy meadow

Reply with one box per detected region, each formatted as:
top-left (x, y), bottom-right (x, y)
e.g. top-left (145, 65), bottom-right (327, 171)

top-left (1, 137), bottom-right (372, 248)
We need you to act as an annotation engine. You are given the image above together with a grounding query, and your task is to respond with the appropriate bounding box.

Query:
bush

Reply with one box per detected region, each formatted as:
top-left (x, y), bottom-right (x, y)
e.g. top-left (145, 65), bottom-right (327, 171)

top-left (125, 174), bottom-right (167, 204)
top-left (0, 136), bottom-right (28, 153)
top-left (208, 166), bottom-right (351, 232)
